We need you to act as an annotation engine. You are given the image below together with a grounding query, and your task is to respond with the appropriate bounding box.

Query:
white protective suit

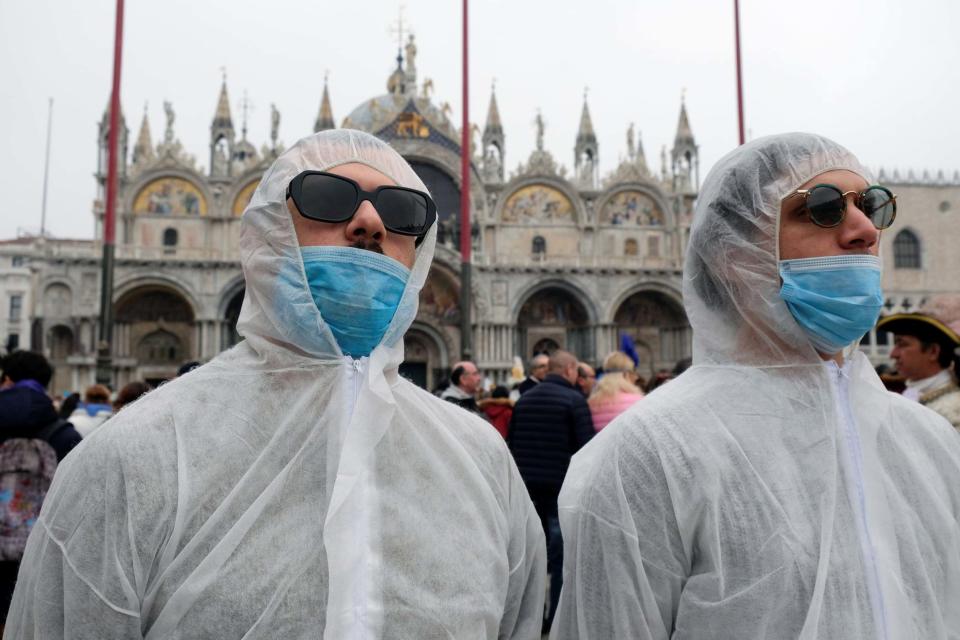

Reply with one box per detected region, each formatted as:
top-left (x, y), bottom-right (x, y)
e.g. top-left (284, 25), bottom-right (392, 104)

top-left (551, 133), bottom-right (960, 639)
top-left (6, 130), bottom-right (545, 639)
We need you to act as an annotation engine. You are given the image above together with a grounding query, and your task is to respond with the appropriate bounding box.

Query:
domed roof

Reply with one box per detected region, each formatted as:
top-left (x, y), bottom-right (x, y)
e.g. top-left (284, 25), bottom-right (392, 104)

top-left (342, 93), bottom-right (405, 133)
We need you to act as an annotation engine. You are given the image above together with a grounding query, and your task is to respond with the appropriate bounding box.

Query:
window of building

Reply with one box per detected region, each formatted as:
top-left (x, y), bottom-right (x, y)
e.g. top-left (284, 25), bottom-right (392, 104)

top-left (532, 235), bottom-right (546, 256)
top-left (138, 330), bottom-right (182, 364)
top-left (163, 228), bottom-right (178, 248)
top-left (647, 235), bottom-right (660, 258)
top-left (5, 334), bottom-right (19, 352)
top-left (11, 256), bottom-right (24, 267)
top-left (9, 294), bottom-right (22, 322)
top-left (624, 238), bottom-right (638, 256)
top-left (893, 230), bottom-right (921, 269)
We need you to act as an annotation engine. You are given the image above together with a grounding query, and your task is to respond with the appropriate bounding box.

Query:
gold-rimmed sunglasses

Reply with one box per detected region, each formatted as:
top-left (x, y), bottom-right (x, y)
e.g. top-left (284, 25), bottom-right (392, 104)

top-left (786, 184), bottom-right (897, 230)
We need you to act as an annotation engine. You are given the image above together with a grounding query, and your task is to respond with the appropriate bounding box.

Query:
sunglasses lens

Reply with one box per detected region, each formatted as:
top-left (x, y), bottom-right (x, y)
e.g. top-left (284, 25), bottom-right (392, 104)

top-left (298, 174), bottom-right (358, 222)
top-left (805, 185), bottom-right (845, 227)
top-left (861, 186), bottom-right (896, 229)
top-left (376, 188), bottom-right (431, 235)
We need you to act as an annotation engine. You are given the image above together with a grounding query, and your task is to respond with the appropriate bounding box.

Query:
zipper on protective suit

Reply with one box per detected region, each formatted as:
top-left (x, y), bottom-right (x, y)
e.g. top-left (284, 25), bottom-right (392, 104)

top-left (341, 355), bottom-right (371, 636)
top-left (830, 362), bottom-right (889, 639)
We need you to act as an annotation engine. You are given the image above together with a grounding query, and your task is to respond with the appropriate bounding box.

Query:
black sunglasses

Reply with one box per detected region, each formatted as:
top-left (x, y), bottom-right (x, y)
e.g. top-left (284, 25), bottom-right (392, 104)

top-left (286, 170), bottom-right (437, 238)
top-left (787, 184), bottom-right (897, 230)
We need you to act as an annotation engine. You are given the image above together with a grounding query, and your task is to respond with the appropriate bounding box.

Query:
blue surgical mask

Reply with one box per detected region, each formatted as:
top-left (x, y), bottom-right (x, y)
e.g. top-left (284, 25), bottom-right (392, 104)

top-left (779, 254), bottom-right (883, 355)
top-left (300, 246), bottom-right (410, 358)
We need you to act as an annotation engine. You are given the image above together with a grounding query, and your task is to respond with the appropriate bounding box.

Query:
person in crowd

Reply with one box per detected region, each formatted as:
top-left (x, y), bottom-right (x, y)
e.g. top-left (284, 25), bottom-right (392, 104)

top-left (478, 385), bottom-right (513, 438)
top-left (517, 353), bottom-right (549, 396)
top-left (6, 130), bottom-right (544, 639)
top-left (68, 384), bottom-right (113, 437)
top-left (575, 364), bottom-right (596, 398)
top-left (552, 133), bottom-right (960, 638)
top-left (57, 392), bottom-right (80, 420)
top-left (112, 381), bottom-right (152, 412)
top-left (176, 361), bottom-right (201, 377)
top-left (878, 300), bottom-right (960, 429)
top-left (643, 369), bottom-right (672, 393)
top-left (508, 349), bottom-right (593, 633)
top-left (440, 360), bottom-right (483, 414)
top-left (0, 351), bottom-right (82, 631)
top-left (587, 351), bottom-right (644, 432)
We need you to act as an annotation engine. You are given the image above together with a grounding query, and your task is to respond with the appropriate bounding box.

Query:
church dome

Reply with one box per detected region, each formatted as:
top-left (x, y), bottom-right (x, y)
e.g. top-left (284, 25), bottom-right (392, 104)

top-left (341, 93), bottom-right (405, 133)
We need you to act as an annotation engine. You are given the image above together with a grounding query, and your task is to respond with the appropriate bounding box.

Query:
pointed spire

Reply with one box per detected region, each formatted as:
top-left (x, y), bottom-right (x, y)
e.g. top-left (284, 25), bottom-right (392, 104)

top-left (212, 72), bottom-right (234, 131)
top-left (314, 73), bottom-right (336, 132)
top-left (576, 88), bottom-right (597, 145)
top-left (132, 103), bottom-right (155, 165)
top-left (674, 93), bottom-right (695, 146)
top-left (635, 129), bottom-right (649, 173)
top-left (483, 83), bottom-right (503, 136)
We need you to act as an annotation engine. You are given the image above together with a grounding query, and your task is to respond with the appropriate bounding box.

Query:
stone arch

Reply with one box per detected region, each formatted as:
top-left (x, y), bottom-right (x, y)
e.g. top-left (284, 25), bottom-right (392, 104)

top-left (418, 265), bottom-right (461, 326)
top-left (113, 274), bottom-right (201, 313)
top-left (512, 278), bottom-right (599, 325)
top-left (47, 324), bottom-right (74, 361)
top-left (401, 321), bottom-right (453, 391)
top-left (514, 281), bottom-right (596, 361)
top-left (611, 287), bottom-right (690, 375)
top-left (218, 276), bottom-right (246, 350)
top-left (113, 284), bottom-right (197, 381)
top-left (43, 282), bottom-right (73, 319)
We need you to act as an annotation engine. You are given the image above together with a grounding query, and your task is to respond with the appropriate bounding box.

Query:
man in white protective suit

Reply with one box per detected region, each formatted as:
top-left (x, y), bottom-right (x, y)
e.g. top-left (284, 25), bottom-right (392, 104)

top-left (551, 133), bottom-right (960, 639)
top-left (5, 129), bottom-right (546, 639)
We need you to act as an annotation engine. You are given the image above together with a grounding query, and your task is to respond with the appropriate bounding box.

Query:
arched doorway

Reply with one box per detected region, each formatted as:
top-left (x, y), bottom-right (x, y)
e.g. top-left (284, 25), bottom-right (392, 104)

top-left (517, 287), bottom-right (592, 362)
top-left (222, 287), bottom-right (245, 350)
top-left (401, 323), bottom-right (450, 391)
top-left (613, 290), bottom-right (690, 375)
top-left (408, 161), bottom-right (460, 246)
top-left (47, 324), bottom-right (74, 395)
top-left (115, 285), bottom-right (195, 385)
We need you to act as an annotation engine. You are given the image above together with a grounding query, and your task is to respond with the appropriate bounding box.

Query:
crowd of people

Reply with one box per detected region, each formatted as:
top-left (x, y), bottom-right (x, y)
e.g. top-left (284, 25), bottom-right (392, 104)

top-left (0, 130), bottom-right (958, 638)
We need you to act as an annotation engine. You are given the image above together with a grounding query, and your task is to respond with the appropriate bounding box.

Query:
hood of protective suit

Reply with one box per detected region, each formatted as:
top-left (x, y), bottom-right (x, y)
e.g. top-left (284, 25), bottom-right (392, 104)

top-left (552, 134), bottom-right (960, 639)
top-left (6, 130), bottom-right (545, 640)
top-left (684, 132), bottom-right (871, 366)
top-left (237, 128), bottom-right (435, 364)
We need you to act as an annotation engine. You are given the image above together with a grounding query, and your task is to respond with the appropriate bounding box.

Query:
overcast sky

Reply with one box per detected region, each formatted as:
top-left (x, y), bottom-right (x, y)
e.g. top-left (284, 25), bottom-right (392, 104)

top-left (1, 0), bottom-right (957, 240)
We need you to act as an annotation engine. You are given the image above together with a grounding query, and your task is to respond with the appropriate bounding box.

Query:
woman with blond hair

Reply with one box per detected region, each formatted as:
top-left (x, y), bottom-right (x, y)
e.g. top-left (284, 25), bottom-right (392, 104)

top-left (588, 351), bottom-right (644, 431)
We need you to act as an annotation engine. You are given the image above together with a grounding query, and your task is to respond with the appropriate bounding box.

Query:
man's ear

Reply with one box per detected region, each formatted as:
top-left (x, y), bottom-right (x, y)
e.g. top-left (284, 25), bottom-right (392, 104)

top-left (925, 342), bottom-right (942, 363)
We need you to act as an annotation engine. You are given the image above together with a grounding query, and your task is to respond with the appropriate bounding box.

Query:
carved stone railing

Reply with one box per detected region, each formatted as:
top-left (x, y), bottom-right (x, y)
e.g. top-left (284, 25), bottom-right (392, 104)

top-left (474, 253), bottom-right (679, 270)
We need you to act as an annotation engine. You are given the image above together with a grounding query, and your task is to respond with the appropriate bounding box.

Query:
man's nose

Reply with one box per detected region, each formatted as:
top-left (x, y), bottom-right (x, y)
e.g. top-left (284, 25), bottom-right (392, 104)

top-left (345, 199), bottom-right (386, 243)
top-left (838, 195), bottom-right (879, 251)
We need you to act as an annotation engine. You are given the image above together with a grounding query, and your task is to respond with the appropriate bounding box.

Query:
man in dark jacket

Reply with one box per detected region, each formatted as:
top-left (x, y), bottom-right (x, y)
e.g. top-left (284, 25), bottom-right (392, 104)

top-left (517, 353), bottom-right (549, 396)
top-left (507, 349), bottom-right (593, 631)
top-left (0, 350), bottom-right (83, 629)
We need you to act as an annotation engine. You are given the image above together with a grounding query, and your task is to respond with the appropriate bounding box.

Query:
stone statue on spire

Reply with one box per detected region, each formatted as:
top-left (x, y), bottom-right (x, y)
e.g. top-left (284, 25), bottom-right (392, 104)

top-left (627, 123), bottom-right (636, 161)
top-left (534, 111), bottom-right (545, 152)
top-left (163, 101), bottom-right (175, 145)
top-left (270, 104), bottom-right (281, 150)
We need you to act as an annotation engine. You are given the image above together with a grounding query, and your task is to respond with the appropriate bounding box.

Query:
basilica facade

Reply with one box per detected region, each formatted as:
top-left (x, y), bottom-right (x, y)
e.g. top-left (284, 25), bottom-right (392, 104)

top-left (1, 36), bottom-right (955, 395)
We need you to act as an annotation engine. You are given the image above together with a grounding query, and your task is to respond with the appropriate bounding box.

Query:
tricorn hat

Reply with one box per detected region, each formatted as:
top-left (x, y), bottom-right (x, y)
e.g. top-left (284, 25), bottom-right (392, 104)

top-left (877, 295), bottom-right (960, 352)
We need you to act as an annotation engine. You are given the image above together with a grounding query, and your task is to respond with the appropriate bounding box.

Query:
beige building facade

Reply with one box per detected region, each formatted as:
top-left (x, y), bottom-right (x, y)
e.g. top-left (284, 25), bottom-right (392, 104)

top-left (1, 38), bottom-right (955, 394)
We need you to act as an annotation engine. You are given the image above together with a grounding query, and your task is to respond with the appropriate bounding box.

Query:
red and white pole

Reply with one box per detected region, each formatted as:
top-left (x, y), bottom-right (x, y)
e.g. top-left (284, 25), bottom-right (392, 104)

top-left (96, 0), bottom-right (125, 385)
top-left (734, 0), bottom-right (746, 145)
top-left (458, 0), bottom-right (473, 360)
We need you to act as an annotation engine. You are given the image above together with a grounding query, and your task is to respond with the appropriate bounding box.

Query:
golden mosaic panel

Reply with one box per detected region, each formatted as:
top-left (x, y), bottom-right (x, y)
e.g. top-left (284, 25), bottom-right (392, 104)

top-left (501, 185), bottom-right (574, 223)
top-left (233, 179), bottom-right (260, 216)
top-left (133, 177), bottom-right (207, 215)
top-left (599, 190), bottom-right (664, 226)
